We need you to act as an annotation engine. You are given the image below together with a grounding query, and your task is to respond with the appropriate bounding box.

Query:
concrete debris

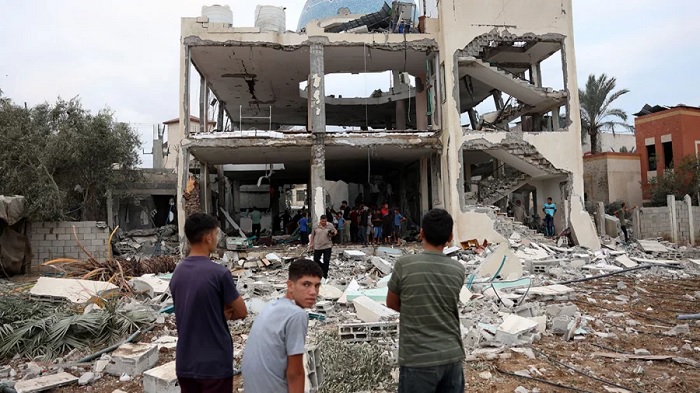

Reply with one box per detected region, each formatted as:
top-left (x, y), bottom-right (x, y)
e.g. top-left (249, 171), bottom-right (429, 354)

top-left (14, 372), bottom-right (78, 393)
top-left (352, 296), bottom-right (397, 323)
top-left (143, 361), bottom-right (178, 393)
top-left (106, 343), bottom-right (159, 376)
top-left (29, 277), bottom-right (119, 304)
top-left (78, 372), bottom-right (95, 386)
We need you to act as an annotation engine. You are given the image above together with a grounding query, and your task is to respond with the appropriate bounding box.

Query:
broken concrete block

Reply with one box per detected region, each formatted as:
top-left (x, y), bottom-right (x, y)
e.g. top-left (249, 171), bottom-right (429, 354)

top-left (14, 372), bottom-right (78, 393)
top-left (94, 358), bottom-right (110, 374)
top-left (132, 274), bottom-right (170, 295)
top-left (154, 336), bottom-right (178, 349)
top-left (78, 372), bottom-right (95, 386)
top-left (106, 343), bottom-right (158, 376)
top-left (23, 362), bottom-right (42, 380)
top-left (546, 303), bottom-right (578, 318)
top-left (143, 361), bottom-right (178, 393)
top-left (29, 277), bottom-right (118, 304)
top-left (318, 284), bottom-right (343, 300)
top-left (352, 296), bottom-right (397, 323)
top-left (459, 286), bottom-right (473, 305)
top-left (498, 314), bottom-right (539, 336)
top-left (376, 274), bottom-right (392, 288)
top-left (370, 257), bottom-right (393, 275)
top-left (337, 279), bottom-right (360, 305)
top-left (343, 250), bottom-right (366, 260)
top-left (0, 366), bottom-right (10, 379)
top-left (551, 315), bottom-right (571, 335)
top-left (443, 246), bottom-right (461, 255)
top-left (475, 244), bottom-right (523, 280)
top-left (615, 255), bottom-right (638, 268)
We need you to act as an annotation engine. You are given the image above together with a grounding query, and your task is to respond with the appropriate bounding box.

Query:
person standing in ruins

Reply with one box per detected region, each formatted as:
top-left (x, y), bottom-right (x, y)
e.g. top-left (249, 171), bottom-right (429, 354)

top-left (309, 214), bottom-right (337, 278)
top-left (250, 207), bottom-right (262, 239)
top-left (387, 209), bottom-right (465, 392)
top-left (298, 212), bottom-right (309, 245)
top-left (342, 201), bottom-right (352, 244)
top-left (542, 197), bottom-right (557, 237)
top-left (615, 202), bottom-right (637, 243)
top-left (170, 213), bottom-right (248, 393)
top-left (242, 259), bottom-right (323, 393)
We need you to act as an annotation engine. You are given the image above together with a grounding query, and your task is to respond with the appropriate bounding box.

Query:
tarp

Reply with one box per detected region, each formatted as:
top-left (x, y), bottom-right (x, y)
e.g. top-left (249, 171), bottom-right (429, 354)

top-left (0, 195), bottom-right (26, 226)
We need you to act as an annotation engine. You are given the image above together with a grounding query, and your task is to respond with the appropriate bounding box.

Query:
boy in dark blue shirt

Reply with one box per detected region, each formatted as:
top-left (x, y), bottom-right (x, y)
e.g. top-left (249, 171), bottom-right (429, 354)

top-left (170, 213), bottom-right (248, 393)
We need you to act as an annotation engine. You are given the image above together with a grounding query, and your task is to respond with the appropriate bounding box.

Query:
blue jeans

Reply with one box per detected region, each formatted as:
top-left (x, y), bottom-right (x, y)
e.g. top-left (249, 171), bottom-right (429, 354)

top-left (358, 226), bottom-right (367, 244)
top-left (374, 226), bottom-right (383, 239)
top-left (398, 362), bottom-right (464, 393)
top-left (544, 215), bottom-right (555, 236)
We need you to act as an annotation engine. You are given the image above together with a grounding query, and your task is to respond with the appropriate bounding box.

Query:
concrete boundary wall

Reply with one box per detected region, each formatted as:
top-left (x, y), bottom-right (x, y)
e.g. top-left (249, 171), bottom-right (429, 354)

top-left (29, 221), bottom-right (110, 266)
top-left (634, 195), bottom-right (700, 245)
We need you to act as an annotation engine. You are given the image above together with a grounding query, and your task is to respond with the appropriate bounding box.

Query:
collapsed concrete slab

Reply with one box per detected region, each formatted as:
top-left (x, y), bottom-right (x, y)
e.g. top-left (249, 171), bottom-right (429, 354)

top-left (14, 372), bottom-right (78, 393)
top-left (105, 343), bottom-right (159, 376)
top-left (143, 361), bottom-right (179, 393)
top-left (29, 277), bottom-right (119, 304)
top-left (318, 284), bottom-right (343, 300)
top-left (475, 243), bottom-right (523, 280)
top-left (337, 279), bottom-right (360, 304)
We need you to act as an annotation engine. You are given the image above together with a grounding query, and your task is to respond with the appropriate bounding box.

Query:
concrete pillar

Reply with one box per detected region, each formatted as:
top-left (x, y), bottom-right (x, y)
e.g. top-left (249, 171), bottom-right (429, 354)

top-left (199, 77), bottom-right (208, 134)
top-left (232, 180), bottom-right (241, 217)
top-left (686, 194), bottom-right (694, 245)
top-left (419, 156), bottom-right (430, 216)
top-left (217, 166), bottom-right (226, 227)
top-left (309, 42), bottom-right (327, 225)
top-left (176, 146), bottom-right (191, 254)
top-left (217, 101), bottom-right (225, 132)
top-left (309, 42), bottom-right (326, 134)
top-left (596, 202), bottom-right (605, 236)
top-left (551, 107), bottom-right (561, 130)
top-left (182, 46), bottom-right (191, 138)
top-left (415, 74), bottom-right (428, 130)
top-left (310, 134), bottom-right (326, 225)
top-left (464, 159), bottom-right (472, 192)
top-left (396, 99), bottom-right (407, 130)
top-left (633, 207), bottom-right (642, 240)
top-left (201, 162), bottom-right (210, 214)
top-left (106, 190), bottom-right (114, 229)
top-left (668, 195), bottom-right (678, 243)
top-left (492, 91), bottom-right (504, 111)
top-left (430, 153), bottom-right (443, 208)
top-left (467, 109), bottom-right (478, 130)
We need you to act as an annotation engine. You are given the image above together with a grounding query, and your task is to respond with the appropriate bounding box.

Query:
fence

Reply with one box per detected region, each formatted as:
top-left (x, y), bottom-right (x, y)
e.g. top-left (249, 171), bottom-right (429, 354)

top-left (29, 221), bottom-right (110, 266)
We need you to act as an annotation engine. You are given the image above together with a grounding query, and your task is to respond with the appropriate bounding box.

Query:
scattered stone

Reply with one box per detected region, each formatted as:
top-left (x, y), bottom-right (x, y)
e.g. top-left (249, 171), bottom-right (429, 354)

top-left (119, 373), bottom-right (131, 382)
top-left (633, 365), bottom-right (644, 374)
top-left (634, 348), bottom-right (651, 356)
top-left (23, 363), bottom-right (42, 380)
top-left (478, 371), bottom-right (492, 380)
top-left (617, 281), bottom-right (627, 290)
top-left (514, 386), bottom-right (530, 393)
top-left (78, 372), bottom-right (95, 386)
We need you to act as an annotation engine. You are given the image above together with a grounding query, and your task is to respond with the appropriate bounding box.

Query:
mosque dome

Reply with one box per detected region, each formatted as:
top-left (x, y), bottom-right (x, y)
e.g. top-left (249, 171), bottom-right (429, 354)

top-left (297, 0), bottom-right (416, 31)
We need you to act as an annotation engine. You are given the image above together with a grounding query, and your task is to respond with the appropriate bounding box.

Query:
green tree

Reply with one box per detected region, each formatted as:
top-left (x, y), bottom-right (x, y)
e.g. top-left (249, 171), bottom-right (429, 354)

top-left (648, 155), bottom-right (700, 206)
top-left (579, 73), bottom-right (634, 153)
top-left (0, 94), bottom-right (142, 221)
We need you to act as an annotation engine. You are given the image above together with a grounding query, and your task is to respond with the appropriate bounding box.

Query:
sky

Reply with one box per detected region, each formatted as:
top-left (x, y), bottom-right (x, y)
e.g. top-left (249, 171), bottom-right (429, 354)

top-left (0, 0), bottom-right (698, 168)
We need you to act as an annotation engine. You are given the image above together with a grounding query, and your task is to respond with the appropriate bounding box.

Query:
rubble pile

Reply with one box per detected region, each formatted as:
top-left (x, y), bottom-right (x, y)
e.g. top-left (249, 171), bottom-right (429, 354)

top-left (113, 225), bottom-right (180, 257)
top-left (1, 223), bottom-right (700, 392)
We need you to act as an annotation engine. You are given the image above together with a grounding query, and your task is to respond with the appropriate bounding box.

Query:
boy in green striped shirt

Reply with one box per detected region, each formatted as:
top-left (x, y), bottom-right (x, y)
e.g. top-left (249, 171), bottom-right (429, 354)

top-left (387, 209), bottom-right (465, 393)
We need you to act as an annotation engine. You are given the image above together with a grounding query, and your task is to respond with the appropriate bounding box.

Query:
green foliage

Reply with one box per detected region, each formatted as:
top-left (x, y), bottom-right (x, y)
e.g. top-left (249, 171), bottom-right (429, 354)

top-left (648, 155), bottom-right (700, 206)
top-left (579, 74), bottom-right (634, 153)
top-left (0, 94), bottom-right (142, 221)
top-left (0, 294), bottom-right (155, 361)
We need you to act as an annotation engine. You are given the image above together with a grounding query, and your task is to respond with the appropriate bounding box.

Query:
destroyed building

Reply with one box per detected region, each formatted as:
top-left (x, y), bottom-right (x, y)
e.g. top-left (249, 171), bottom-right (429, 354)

top-left (174, 0), bottom-right (599, 249)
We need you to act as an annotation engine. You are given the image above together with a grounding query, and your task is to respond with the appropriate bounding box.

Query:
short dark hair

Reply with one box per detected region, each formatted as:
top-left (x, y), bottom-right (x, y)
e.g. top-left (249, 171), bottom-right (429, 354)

top-left (342, 200), bottom-right (348, 204)
top-left (185, 213), bottom-right (219, 244)
top-left (289, 258), bottom-right (323, 281)
top-left (547, 197), bottom-right (552, 201)
top-left (421, 209), bottom-right (453, 246)
top-left (320, 214), bottom-right (327, 220)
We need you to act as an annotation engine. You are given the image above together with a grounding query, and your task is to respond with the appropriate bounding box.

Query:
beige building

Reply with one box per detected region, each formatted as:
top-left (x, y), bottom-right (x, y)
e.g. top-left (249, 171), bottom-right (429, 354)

top-left (174, 0), bottom-right (599, 248)
top-left (583, 152), bottom-right (643, 206)
top-left (582, 131), bottom-right (636, 155)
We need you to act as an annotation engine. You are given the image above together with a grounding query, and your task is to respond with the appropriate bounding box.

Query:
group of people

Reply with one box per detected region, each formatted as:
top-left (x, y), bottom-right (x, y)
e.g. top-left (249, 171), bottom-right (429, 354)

top-left (332, 201), bottom-right (407, 246)
top-left (170, 209), bottom-right (466, 393)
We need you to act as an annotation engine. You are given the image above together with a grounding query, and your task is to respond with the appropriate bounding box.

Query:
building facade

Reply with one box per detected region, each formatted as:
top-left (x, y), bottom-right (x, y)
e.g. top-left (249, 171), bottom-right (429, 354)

top-left (174, 0), bottom-right (599, 248)
top-left (634, 105), bottom-right (700, 201)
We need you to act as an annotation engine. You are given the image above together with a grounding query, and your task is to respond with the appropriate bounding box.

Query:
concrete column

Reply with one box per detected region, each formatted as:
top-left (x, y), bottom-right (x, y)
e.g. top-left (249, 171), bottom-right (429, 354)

top-left (551, 107), bottom-right (561, 130)
top-left (633, 207), bottom-right (642, 239)
top-left (201, 162), bottom-right (210, 214)
top-left (596, 202), bottom-right (605, 236)
top-left (467, 109), bottom-right (478, 131)
top-left (310, 134), bottom-right (326, 225)
top-left (534, 63), bottom-right (543, 87)
top-left (420, 156), bottom-right (430, 216)
top-left (430, 153), bottom-right (443, 208)
top-left (199, 77), bottom-right (208, 134)
top-left (176, 145), bottom-right (191, 254)
top-left (217, 166), bottom-right (226, 227)
top-left (182, 46), bottom-right (191, 138)
top-left (415, 74), bottom-right (428, 130)
top-left (309, 42), bottom-right (327, 225)
top-left (217, 101), bottom-right (225, 132)
top-left (668, 194), bottom-right (678, 243)
top-left (686, 194), bottom-right (694, 245)
top-left (106, 190), bottom-right (114, 229)
top-left (309, 42), bottom-right (326, 134)
top-left (232, 180), bottom-right (241, 217)
top-left (464, 159), bottom-right (472, 192)
top-left (396, 99), bottom-right (407, 130)
top-left (492, 91), bottom-right (504, 110)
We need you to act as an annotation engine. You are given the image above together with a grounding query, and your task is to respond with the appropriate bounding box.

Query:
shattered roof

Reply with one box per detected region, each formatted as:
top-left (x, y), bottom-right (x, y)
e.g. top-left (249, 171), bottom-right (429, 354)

top-left (633, 104), bottom-right (700, 117)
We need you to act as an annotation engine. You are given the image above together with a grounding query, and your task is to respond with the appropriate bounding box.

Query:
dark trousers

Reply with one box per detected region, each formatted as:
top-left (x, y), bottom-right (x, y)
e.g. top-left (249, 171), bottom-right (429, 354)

top-left (252, 223), bottom-right (261, 238)
top-left (358, 226), bottom-right (367, 245)
top-left (314, 248), bottom-right (332, 278)
top-left (398, 362), bottom-right (464, 393)
top-left (178, 376), bottom-right (233, 393)
top-left (621, 225), bottom-right (629, 242)
top-left (544, 215), bottom-right (555, 236)
top-left (350, 224), bottom-right (358, 242)
top-left (300, 231), bottom-right (309, 245)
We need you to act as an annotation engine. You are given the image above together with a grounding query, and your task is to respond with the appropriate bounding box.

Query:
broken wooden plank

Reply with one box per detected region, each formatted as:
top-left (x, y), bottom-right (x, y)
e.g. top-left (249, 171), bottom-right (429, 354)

top-left (592, 352), bottom-right (672, 361)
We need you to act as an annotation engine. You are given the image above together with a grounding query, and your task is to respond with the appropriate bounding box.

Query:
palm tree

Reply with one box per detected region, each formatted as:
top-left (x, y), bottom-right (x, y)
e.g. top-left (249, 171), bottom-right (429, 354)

top-left (579, 74), bottom-right (634, 153)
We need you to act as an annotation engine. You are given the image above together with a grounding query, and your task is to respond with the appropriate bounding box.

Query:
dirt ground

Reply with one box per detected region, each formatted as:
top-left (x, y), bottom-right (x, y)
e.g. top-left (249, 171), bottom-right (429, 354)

top-left (5, 275), bottom-right (699, 393)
